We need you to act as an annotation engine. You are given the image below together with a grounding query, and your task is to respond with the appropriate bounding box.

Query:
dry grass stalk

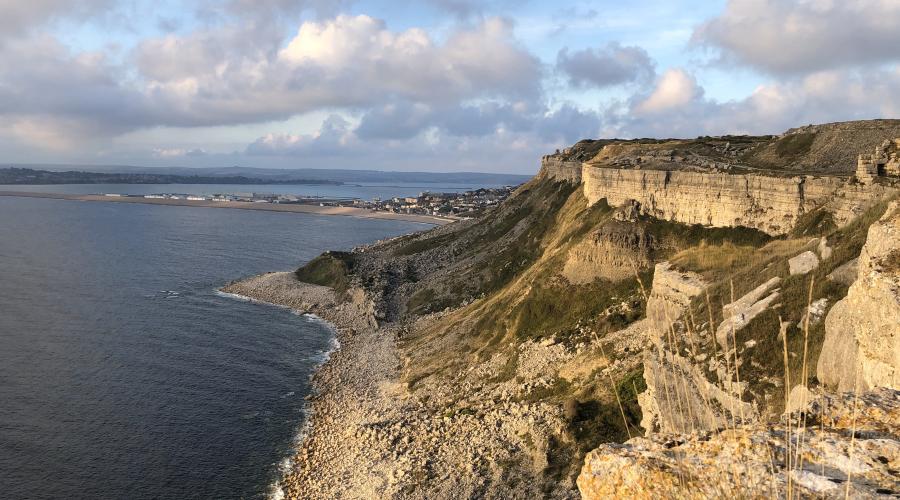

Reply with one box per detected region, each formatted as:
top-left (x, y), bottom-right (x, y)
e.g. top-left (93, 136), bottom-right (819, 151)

top-left (598, 342), bottom-right (633, 440)
top-left (663, 307), bottom-right (691, 433)
top-left (729, 280), bottom-right (746, 425)
top-left (705, 290), bottom-right (731, 431)
top-left (720, 299), bottom-right (738, 431)
top-left (795, 275), bottom-right (815, 472)
top-left (686, 308), bottom-right (716, 426)
top-left (845, 367), bottom-right (862, 499)
top-left (779, 314), bottom-right (793, 500)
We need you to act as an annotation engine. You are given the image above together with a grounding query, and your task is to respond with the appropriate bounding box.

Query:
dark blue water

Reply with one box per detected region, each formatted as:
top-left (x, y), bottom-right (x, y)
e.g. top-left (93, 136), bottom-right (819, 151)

top-left (0, 197), bottom-right (423, 499)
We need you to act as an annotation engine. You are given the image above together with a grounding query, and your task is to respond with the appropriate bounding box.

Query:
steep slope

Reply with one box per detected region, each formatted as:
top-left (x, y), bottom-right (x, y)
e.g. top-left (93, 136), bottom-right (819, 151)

top-left (275, 119), bottom-right (900, 498)
top-left (289, 172), bottom-right (778, 493)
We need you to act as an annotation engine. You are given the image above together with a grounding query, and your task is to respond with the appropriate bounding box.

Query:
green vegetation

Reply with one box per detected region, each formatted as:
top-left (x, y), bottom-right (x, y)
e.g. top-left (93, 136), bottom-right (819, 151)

top-left (499, 273), bottom-right (647, 343)
top-left (393, 231), bottom-right (459, 257)
top-left (790, 208), bottom-right (837, 238)
top-left (567, 369), bottom-right (646, 455)
top-left (294, 251), bottom-right (355, 296)
top-left (679, 196), bottom-right (895, 412)
top-left (645, 218), bottom-right (772, 249)
top-left (774, 132), bottom-right (816, 158)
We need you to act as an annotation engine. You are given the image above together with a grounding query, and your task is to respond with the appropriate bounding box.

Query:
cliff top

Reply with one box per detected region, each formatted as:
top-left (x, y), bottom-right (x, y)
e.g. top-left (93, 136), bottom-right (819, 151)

top-left (556, 119), bottom-right (900, 176)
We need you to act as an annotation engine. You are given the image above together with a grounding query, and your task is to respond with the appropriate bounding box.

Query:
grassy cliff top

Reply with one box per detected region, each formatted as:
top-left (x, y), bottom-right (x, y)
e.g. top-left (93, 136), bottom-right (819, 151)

top-left (556, 119), bottom-right (900, 175)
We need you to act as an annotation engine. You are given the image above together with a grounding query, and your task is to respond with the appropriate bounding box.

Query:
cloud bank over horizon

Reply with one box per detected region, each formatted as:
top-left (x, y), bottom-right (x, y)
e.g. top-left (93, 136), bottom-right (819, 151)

top-left (0, 0), bottom-right (898, 173)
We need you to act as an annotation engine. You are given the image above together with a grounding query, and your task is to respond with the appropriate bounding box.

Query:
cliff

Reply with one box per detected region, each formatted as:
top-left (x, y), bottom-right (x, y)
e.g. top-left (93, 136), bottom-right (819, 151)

top-left (259, 119), bottom-right (900, 499)
top-left (538, 121), bottom-right (900, 236)
top-left (818, 201), bottom-right (900, 392)
top-left (582, 167), bottom-right (893, 235)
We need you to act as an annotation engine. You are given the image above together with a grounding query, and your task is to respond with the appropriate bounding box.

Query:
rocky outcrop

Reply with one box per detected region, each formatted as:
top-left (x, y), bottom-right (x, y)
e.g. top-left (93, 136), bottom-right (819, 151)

top-left (561, 222), bottom-right (653, 284)
top-left (579, 388), bottom-right (900, 500)
top-left (715, 277), bottom-right (781, 349)
top-left (638, 263), bottom-right (757, 434)
top-left (818, 201), bottom-right (900, 392)
top-left (539, 155), bottom-right (582, 183)
top-left (582, 166), bottom-right (895, 235)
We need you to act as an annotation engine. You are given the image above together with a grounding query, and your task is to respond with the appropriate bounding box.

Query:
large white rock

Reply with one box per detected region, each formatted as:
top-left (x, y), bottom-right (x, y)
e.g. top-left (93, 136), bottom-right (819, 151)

top-left (716, 277), bottom-right (781, 349)
top-left (789, 251), bottom-right (820, 275)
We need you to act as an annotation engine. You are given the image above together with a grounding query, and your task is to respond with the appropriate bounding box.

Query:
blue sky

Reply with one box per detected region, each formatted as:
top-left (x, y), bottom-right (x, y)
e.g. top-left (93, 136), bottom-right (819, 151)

top-left (1, 0), bottom-right (899, 173)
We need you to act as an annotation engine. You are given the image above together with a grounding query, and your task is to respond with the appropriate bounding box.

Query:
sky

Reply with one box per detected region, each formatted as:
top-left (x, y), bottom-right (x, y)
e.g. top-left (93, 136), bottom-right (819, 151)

top-left (1, 0), bottom-right (899, 174)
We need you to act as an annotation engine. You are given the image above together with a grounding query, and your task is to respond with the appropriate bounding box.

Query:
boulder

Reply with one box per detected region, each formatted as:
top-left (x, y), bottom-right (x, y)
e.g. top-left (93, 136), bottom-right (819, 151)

top-left (789, 251), bottom-right (820, 275)
top-left (716, 277), bottom-right (781, 349)
top-left (827, 257), bottom-right (858, 286)
top-left (818, 237), bottom-right (833, 260)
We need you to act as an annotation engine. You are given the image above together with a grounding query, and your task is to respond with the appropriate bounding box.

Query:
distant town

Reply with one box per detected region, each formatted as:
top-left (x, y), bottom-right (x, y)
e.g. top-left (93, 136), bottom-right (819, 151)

top-left (103, 186), bottom-right (519, 219)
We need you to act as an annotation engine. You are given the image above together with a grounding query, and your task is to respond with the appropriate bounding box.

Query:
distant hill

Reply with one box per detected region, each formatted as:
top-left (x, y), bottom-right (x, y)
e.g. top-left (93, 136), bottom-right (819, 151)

top-left (1, 164), bottom-right (532, 186)
top-left (0, 167), bottom-right (342, 186)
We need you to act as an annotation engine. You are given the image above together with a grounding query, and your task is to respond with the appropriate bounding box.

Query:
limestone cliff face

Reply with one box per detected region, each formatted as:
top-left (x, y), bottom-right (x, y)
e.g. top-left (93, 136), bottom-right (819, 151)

top-left (539, 156), bottom-right (582, 183)
top-left (561, 222), bottom-right (653, 284)
top-left (637, 263), bottom-right (757, 434)
top-left (582, 166), bottom-right (893, 235)
top-left (818, 201), bottom-right (900, 392)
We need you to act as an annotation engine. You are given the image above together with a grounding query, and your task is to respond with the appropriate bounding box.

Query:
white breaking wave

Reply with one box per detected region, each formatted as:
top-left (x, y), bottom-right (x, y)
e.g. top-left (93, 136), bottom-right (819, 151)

top-left (215, 286), bottom-right (342, 500)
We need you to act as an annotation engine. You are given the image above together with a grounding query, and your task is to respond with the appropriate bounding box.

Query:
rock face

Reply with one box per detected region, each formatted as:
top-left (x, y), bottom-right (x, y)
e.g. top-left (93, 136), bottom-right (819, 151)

top-left (561, 222), bottom-right (653, 284)
top-left (638, 263), bottom-right (757, 433)
top-left (539, 156), bottom-right (582, 183)
top-left (818, 201), bottom-right (900, 392)
top-left (827, 257), bottom-right (859, 286)
top-left (715, 277), bottom-right (781, 349)
top-left (582, 166), bottom-right (894, 235)
top-left (579, 388), bottom-right (900, 500)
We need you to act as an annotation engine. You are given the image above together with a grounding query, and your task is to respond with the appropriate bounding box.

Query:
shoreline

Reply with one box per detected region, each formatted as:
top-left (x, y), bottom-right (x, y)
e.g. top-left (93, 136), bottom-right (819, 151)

top-left (218, 272), bottom-right (384, 498)
top-left (214, 287), bottom-right (342, 499)
top-left (0, 191), bottom-right (455, 226)
top-left (218, 272), bottom-right (577, 499)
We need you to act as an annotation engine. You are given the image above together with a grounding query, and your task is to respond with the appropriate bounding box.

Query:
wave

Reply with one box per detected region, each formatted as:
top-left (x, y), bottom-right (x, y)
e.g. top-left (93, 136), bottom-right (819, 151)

top-left (215, 286), bottom-right (342, 500)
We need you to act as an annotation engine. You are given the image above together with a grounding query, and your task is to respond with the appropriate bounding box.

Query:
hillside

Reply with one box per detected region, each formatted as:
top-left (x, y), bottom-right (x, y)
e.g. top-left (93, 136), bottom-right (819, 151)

top-left (0, 166), bottom-right (341, 185)
top-left (233, 119), bottom-right (900, 498)
top-left (552, 118), bottom-right (900, 175)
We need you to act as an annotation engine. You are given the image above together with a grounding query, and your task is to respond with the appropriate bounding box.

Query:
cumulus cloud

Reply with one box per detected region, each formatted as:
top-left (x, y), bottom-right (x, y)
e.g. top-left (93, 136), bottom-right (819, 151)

top-left (633, 69), bottom-right (702, 115)
top-left (246, 114), bottom-right (355, 156)
top-left (0, 0), bottom-right (112, 41)
top-left (132, 15), bottom-right (540, 127)
top-left (694, 0), bottom-right (900, 75)
top-left (612, 66), bottom-right (900, 138)
top-left (535, 104), bottom-right (602, 143)
top-left (556, 42), bottom-right (655, 88)
top-left (0, 35), bottom-right (151, 146)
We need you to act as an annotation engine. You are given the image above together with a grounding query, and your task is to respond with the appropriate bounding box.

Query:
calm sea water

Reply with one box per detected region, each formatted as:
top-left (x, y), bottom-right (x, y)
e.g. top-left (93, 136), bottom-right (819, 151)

top-left (0, 196), bottom-right (424, 499)
top-left (0, 182), bottom-right (501, 200)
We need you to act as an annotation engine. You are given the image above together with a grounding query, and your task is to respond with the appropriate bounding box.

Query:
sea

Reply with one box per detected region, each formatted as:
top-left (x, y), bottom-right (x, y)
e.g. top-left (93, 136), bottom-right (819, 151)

top-left (0, 190), bottom-right (428, 499)
top-left (0, 181), bottom-right (500, 200)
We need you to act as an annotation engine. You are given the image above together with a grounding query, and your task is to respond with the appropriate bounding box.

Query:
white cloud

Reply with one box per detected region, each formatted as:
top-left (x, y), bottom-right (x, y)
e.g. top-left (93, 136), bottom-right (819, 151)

top-left (556, 42), bottom-right (655, 88)
top-left (0, 0), bottom-right (112, 41)
top-left (694, 0), bottom-right (900, 75)
top-left (612, 65), bottom-right (900, 138)
top-left (152, 147), bottom-right (208, 158)
top-left (133, 15), bottom-right (541, 127)
top-left (633, 69), bottom-right (701, 115)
